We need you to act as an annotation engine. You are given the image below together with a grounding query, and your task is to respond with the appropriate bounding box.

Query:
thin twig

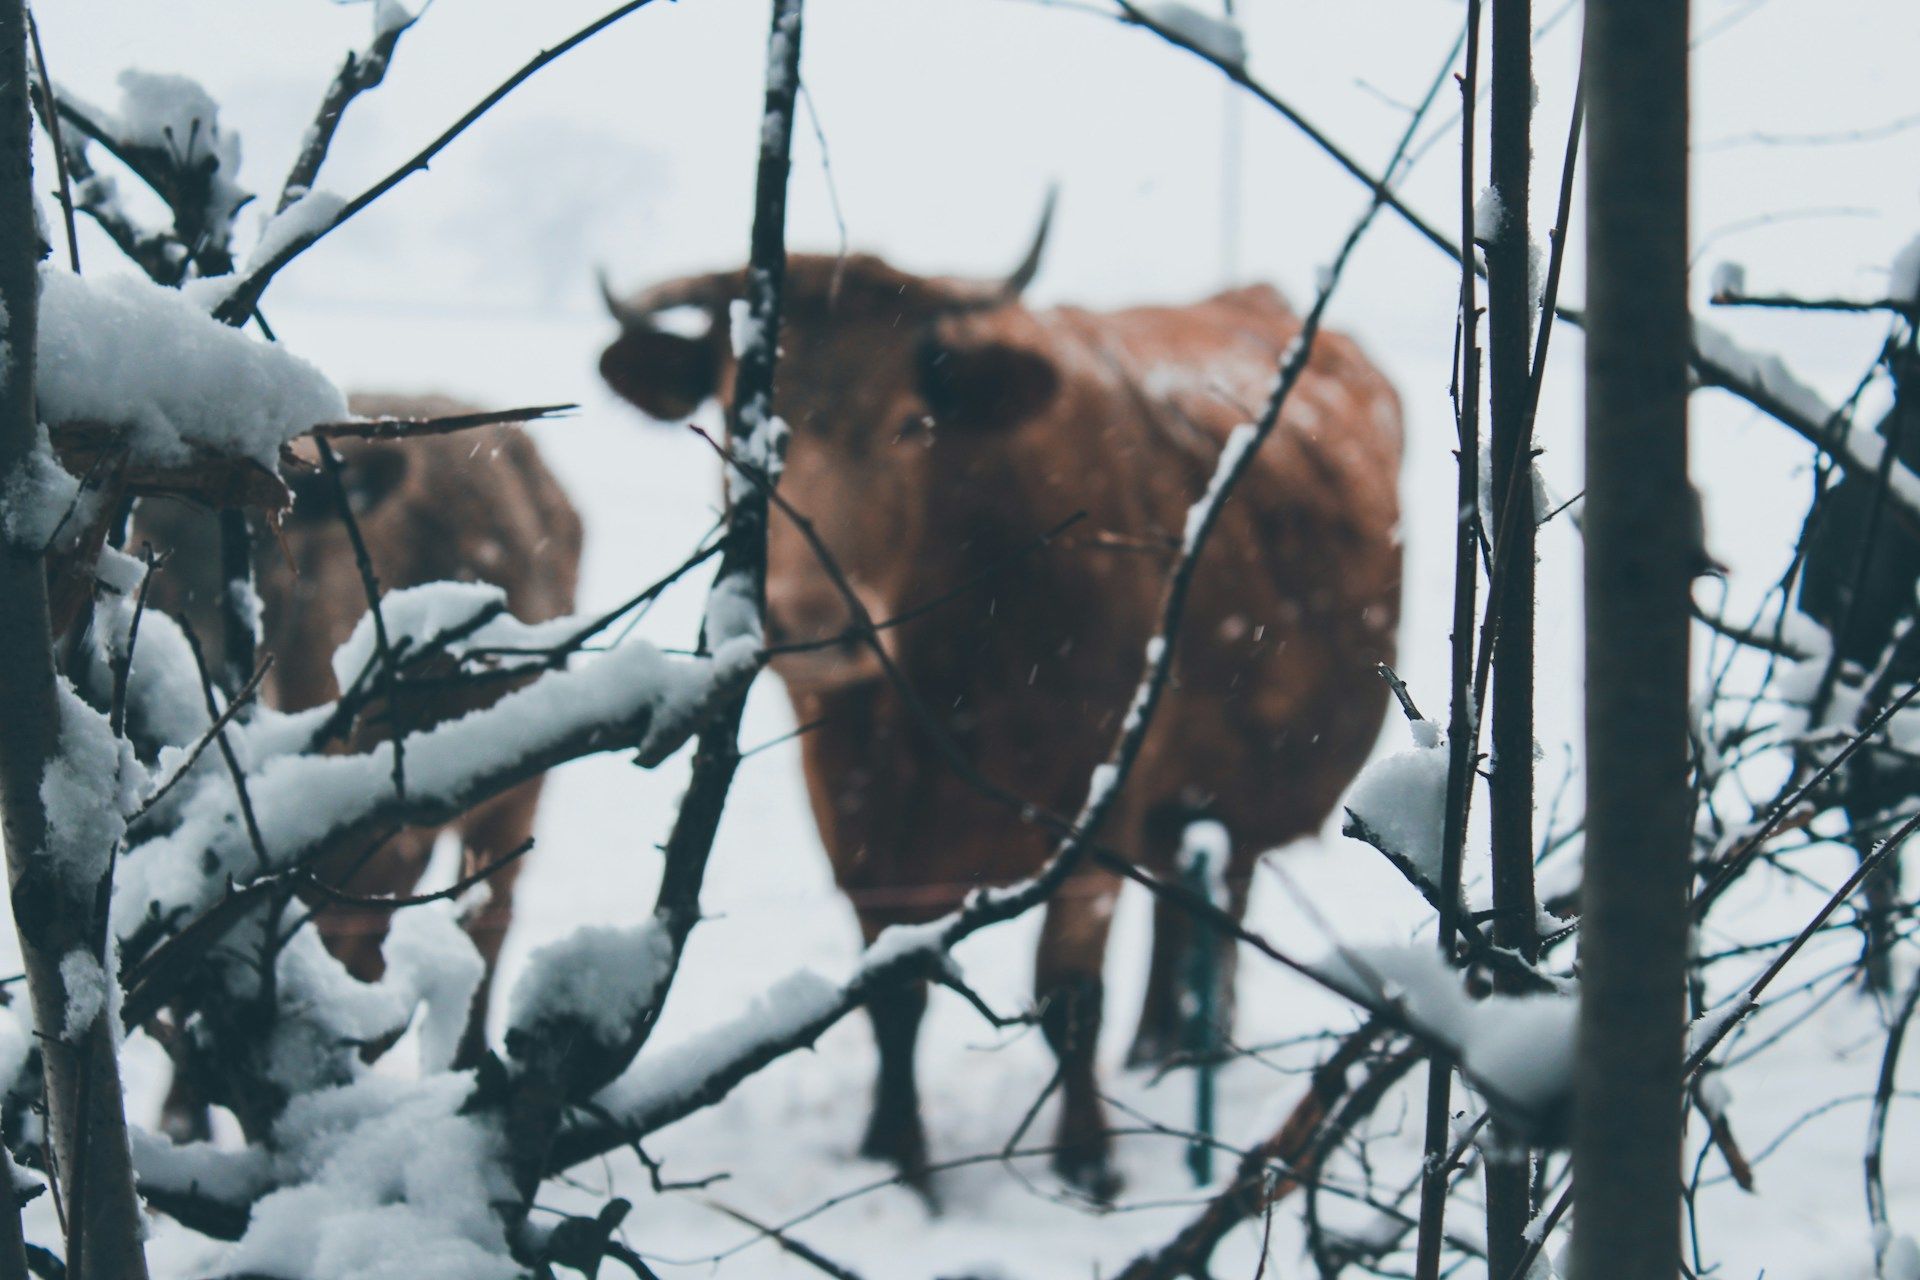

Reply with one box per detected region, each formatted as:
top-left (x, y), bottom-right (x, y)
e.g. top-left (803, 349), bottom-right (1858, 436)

top-left (1419, 5), bottom-right (1485, 1274)
top-left (212, 0), bottom-right (669, 324)
top-left (276, 5), bottom-right (419, 213)
top-left (1713, 292), bottom-right (1920, 319)
top-left (704, 1202), bottom-right (865, 1280)
top-left (314, 438), bottom-right (406, 802)
top-left (24, 8), bottom-right (76, 273)
top-left (307, 403), bottom-right (576, 442)
top-left (298, 836), bottom-right (532, 910)
top-left (179, 622), bottom-right (271, 870)
top-left (126, 657), bottom-right (272, 825)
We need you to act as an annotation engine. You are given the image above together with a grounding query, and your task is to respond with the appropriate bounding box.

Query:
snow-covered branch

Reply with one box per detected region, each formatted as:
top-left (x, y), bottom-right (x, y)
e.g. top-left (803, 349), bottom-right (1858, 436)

top-left (113, 622), bottom-right (762, 962)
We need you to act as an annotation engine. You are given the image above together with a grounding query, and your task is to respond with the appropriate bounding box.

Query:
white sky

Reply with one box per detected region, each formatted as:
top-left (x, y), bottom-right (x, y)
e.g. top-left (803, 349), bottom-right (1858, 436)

top-left (44, 0), bottom-right (1920, 319)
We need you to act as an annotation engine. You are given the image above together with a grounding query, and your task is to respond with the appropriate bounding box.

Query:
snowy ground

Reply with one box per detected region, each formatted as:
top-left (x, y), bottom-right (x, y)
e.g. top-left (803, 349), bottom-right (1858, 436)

top-left (28, 0), bottom-right (1920, 1275)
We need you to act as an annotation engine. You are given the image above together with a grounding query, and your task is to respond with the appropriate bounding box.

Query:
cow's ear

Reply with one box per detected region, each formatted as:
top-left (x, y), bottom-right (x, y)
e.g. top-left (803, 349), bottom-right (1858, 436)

top-left (918, 332), bottom-right (1060, 432)
top-left (600, 323), bottom-right (724, 422)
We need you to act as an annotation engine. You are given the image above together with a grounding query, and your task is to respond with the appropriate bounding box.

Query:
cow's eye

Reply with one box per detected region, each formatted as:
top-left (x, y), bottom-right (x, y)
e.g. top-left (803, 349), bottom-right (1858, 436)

top-left (893, 414), bottom-right (936, 446)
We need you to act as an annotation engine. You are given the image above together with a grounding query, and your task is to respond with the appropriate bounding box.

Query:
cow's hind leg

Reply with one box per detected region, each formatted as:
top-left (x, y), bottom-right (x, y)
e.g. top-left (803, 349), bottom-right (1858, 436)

top-left (858, 969), bottom-right (932, 1185)
top-left (1038, 872), bottom-right (1122, 1201)
top-left (452, 778), bottom-right (541, 1068)
top-left (159, 1060), bottom-right (213, 1144)
top-left (1129, 816), bottom-right (1242, 1069)
top-left (314, 827), bottom-right (439, 984)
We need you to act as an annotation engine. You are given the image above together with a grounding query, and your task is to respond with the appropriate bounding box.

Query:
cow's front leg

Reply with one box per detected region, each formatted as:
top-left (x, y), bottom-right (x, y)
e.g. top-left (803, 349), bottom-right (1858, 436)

top-left (1038, 875), bottom-right (1122, 1202)
top-left (452, 778), bottom-right (543, 1068)
top-left (1131, 832), bottom-right (1247, 1069)
top-left (860, 976), bottom-right (931, 1186)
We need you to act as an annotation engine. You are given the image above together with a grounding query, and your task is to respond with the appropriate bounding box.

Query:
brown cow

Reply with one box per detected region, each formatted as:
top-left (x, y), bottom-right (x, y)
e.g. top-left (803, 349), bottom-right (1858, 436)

top-left (134, 394), bottom-right (583, 1080)
top-left (601, 227), bottom-right (1401, 1196)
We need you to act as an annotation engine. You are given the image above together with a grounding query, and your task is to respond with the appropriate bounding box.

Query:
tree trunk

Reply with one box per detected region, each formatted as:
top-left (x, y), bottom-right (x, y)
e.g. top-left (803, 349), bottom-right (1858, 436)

top-left (0, 6), bottom-right (150, 1275)
top-left (1572, 0), bottom-right (1692, 1275)
top-left (1485, 0), bottom-right (1538, 1271)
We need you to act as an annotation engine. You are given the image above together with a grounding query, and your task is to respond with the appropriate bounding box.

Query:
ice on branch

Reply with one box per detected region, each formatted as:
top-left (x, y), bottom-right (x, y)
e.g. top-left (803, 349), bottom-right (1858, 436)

top-left (106, 71), bottom-right (239, 171)
top-left (382, 907), bottom-right (487, 1074)
top-left (72, 71), bottom-right (251, 250)
top-left (1711, 260), bottom-right (1747, 298)
top-left (110, 605), bottom-right (216, 754)
top-left (1878, 1231), bottom-right (1920, 1280)
top-left (1344, 717), bottom-right (1449, 903)
top-left (330, 581), bottom-right (518, 691)
top-left (728, 297), bottom-right (762, 362)
top-left (39, 264), bottom-right (346, 469)
top-left (1138, 3), bottom-right (1247, 68)
top-left (1177, 818), bottom-right (1231, 906)
top-left (59, 949), bottom-right (109, 1038)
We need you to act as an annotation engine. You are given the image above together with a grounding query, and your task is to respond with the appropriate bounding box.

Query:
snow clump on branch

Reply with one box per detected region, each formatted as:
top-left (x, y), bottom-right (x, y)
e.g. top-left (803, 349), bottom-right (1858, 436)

top-left (1324, 945), bottom-right (1577, 1144)
top-left (38, 264), bottom-right (345, 469)
top-left (1344, 716), bottom-right (1449, 902)
top-left (507, 920), bottom-right (674, 1051)
top-left (219, 1074), bottom-right (518, 1280)
top-left (1137, 3), bottom-right (1247, 68)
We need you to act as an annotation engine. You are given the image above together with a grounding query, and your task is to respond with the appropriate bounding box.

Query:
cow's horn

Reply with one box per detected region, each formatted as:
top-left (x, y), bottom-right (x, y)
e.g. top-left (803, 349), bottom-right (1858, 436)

top-left (598, 269), bottom-right (648, 330)
top-left (998, 186), bottom-right (1057, 300)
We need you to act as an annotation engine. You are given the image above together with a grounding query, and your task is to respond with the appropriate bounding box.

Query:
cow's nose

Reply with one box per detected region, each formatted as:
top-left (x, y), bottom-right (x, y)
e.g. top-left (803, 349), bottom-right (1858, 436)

top-left (764, 591), bottom-right (839, 647)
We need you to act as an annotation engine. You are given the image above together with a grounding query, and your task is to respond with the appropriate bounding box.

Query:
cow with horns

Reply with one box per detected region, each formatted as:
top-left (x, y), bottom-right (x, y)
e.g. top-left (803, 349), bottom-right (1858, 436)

top-left (600, 207), bottom-right (1402, 1197)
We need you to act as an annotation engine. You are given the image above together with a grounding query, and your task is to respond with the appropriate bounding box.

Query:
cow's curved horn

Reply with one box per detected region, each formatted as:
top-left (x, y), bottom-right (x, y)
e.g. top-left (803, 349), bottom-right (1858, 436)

top-left (997, 186), bottom-right (1057, 301)
top-left (598, 269), bottom-right (648, 330)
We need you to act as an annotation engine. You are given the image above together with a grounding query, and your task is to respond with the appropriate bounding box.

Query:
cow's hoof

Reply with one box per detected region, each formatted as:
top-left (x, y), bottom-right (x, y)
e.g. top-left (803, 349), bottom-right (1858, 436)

top-left (861, 1114), bottom-right (933, 1194)
top-left (1124, 1027), bottom-right (1178, 1070)
top-left (1053, 1147), bottom-right (1123, 1204)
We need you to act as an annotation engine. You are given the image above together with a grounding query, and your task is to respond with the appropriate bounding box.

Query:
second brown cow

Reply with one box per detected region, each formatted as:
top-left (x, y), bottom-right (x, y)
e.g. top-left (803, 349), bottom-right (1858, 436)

top-left (602, 228), bottom-right (1401, 1196)
top-left (135, 394), bottom-right (583, 1076)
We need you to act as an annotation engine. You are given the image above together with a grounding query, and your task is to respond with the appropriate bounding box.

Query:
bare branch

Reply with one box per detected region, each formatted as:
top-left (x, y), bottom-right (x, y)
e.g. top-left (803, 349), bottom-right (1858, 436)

top-left (210, 0), bottom-right (670, 324)
top-left (276, 6), bottom-right (418, 213)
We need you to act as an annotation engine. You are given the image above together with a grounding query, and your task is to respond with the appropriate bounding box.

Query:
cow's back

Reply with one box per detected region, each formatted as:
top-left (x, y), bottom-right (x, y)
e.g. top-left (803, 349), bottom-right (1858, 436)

top-left (1092, 286), bottom-right (1398, 853)
top-left (135, 394), bottom-right (583, 714)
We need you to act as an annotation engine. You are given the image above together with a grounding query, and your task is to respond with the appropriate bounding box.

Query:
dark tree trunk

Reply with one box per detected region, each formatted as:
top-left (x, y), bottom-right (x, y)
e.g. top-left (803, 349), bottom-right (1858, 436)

top-left (0, 3), bottom-right (149, 1274)
top-left (1485, 0), bottom-right (1538, 1271)
top-left (1573, 0), bottom-right (1692, 1275)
